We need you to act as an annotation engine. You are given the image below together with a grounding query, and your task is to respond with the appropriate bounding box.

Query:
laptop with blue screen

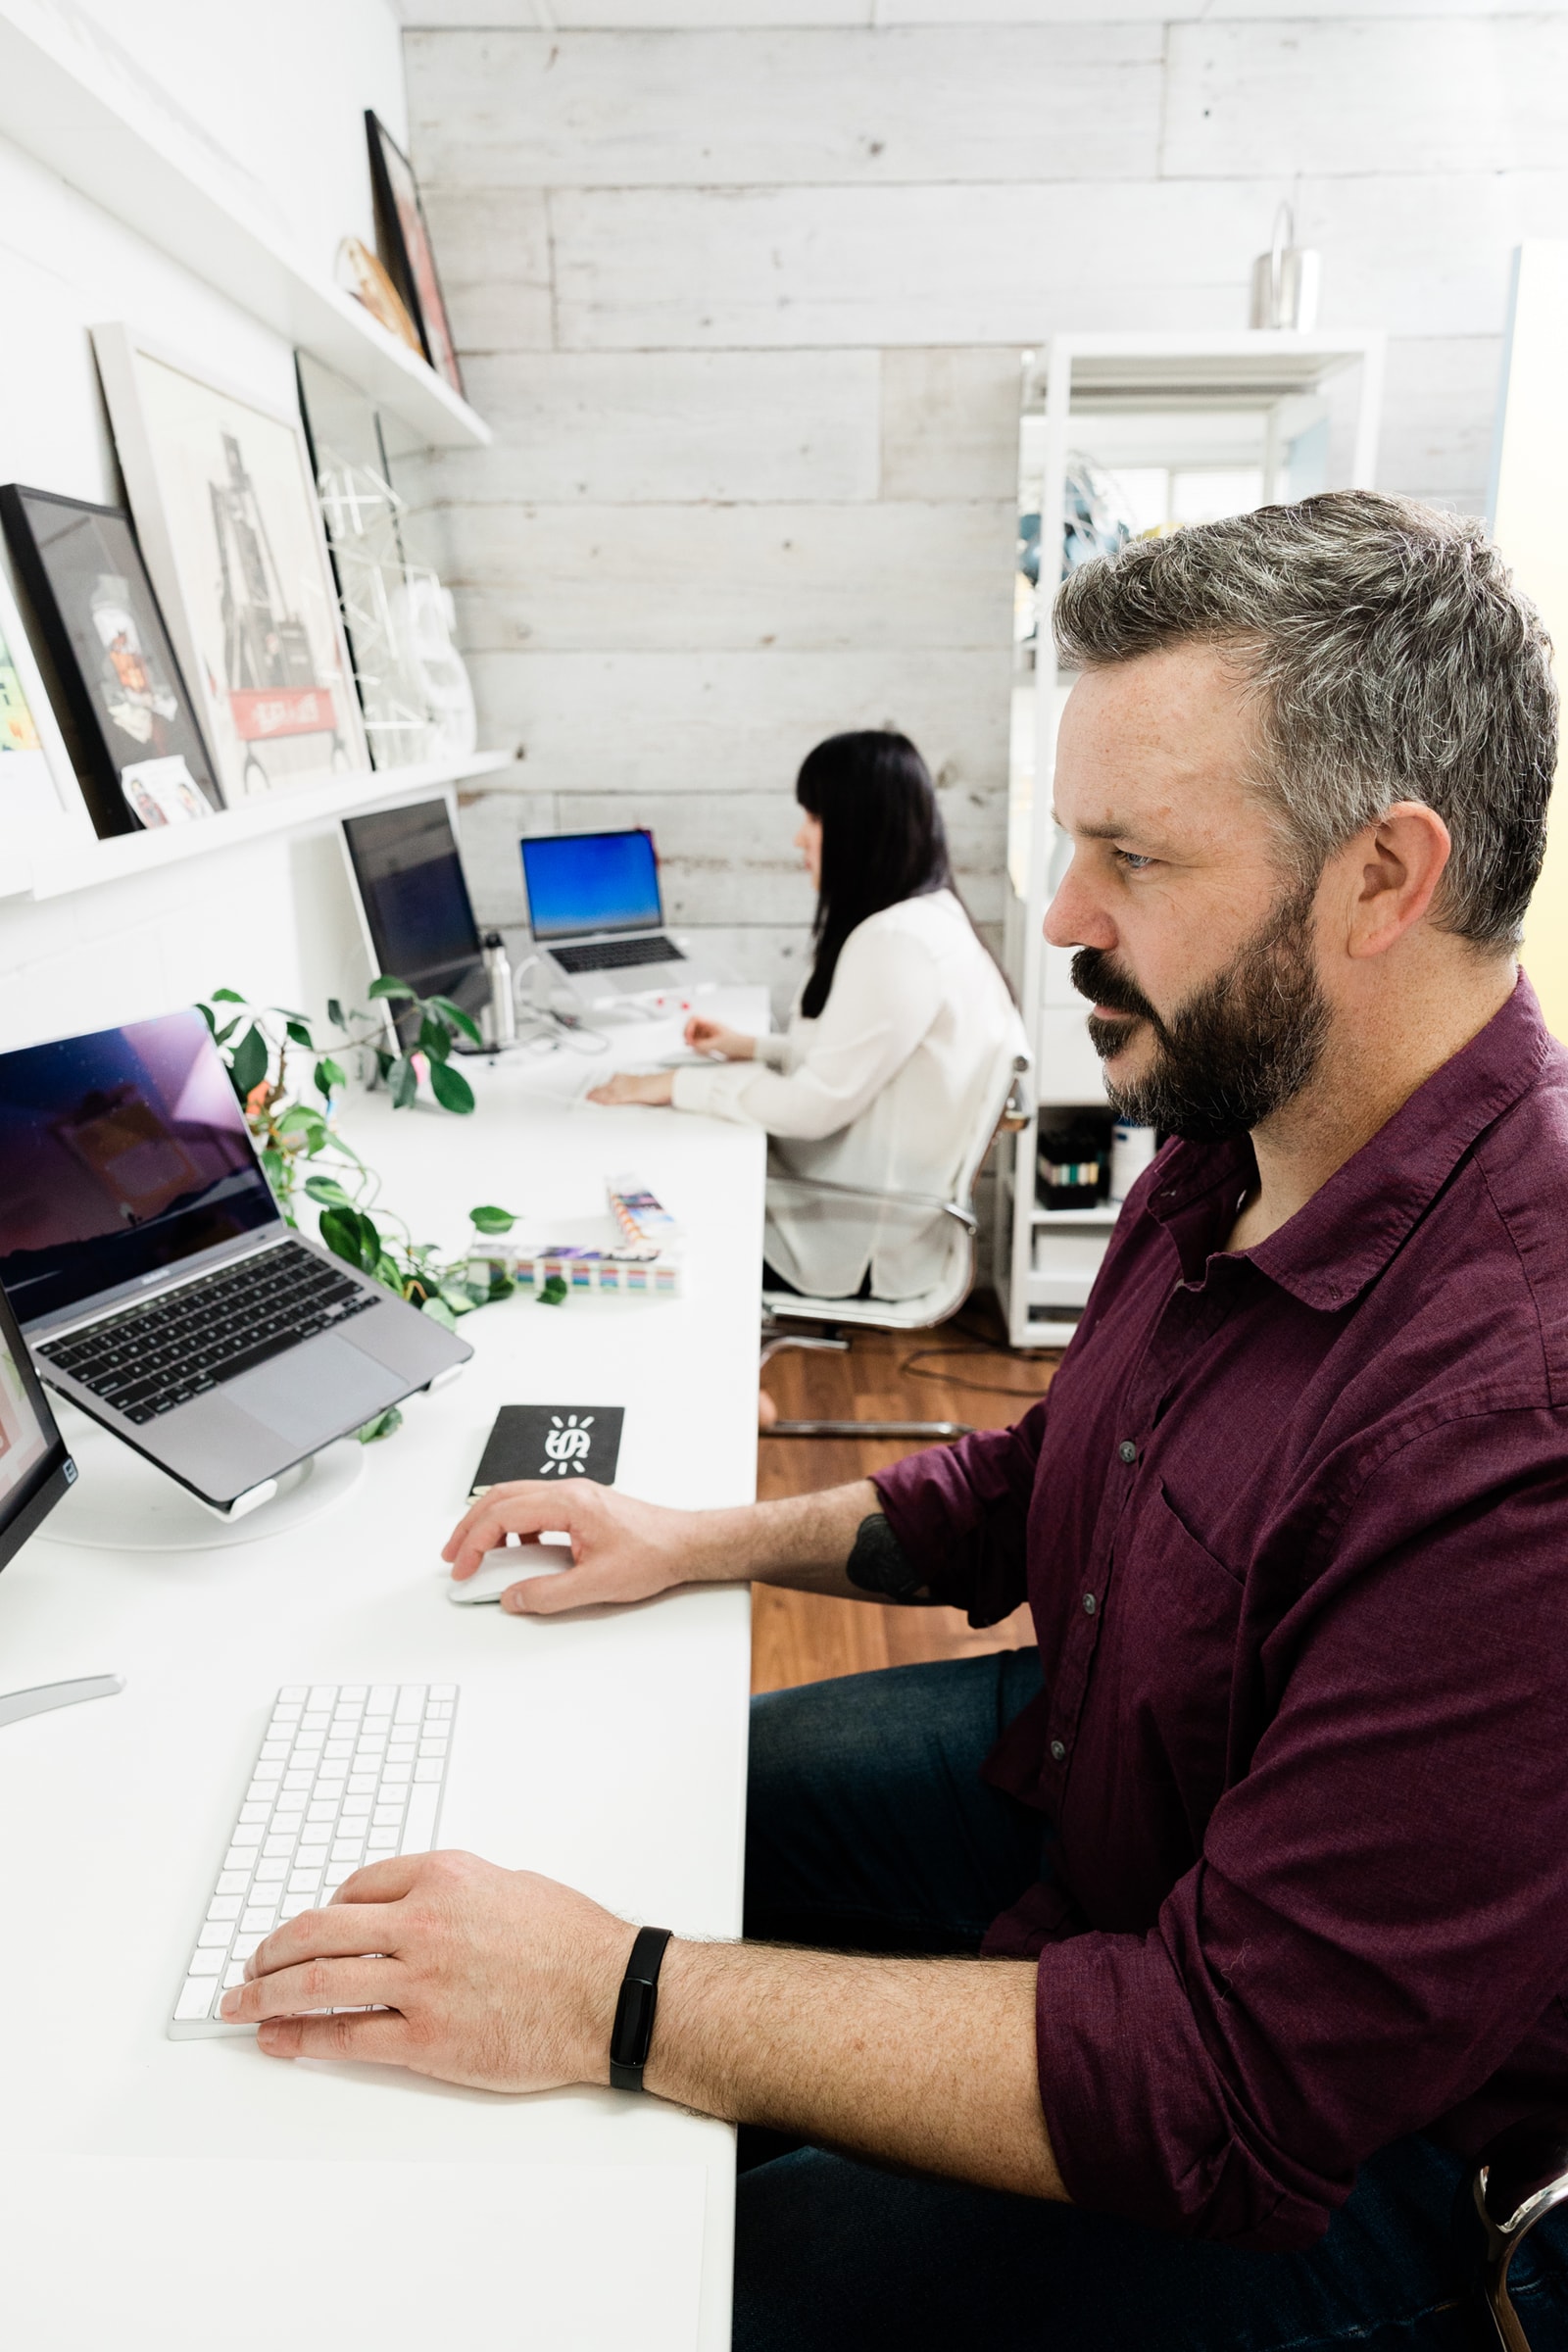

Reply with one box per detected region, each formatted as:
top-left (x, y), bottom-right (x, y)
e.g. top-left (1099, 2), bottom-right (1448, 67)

top-left (519, 829), bottom-right (718, 1007)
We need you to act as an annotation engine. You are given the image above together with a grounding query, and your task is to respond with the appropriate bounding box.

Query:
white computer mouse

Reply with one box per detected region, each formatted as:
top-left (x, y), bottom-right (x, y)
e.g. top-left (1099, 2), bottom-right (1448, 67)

top-left (445, 1544), bottom-right (571, 1606)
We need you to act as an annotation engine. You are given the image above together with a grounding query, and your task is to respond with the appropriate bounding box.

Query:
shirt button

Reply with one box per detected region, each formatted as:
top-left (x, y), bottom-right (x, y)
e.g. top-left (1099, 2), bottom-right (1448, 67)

top-left (1118, 1440), bottom-right (1138, 1464)
top-left (1050, 1739), bottom-right (1066, 1762)
top-left (1082, 1592), bottom-right (1097, 1616)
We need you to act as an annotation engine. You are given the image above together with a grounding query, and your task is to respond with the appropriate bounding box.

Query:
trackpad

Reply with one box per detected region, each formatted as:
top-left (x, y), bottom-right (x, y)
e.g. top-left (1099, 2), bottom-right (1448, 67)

top-left (224, 1334), bottom-right (403, 1446)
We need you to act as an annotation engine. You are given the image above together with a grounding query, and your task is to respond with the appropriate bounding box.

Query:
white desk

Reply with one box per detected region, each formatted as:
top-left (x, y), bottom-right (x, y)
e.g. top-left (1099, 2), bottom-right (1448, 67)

top-left (0, 996), bottom-right (767, 2351)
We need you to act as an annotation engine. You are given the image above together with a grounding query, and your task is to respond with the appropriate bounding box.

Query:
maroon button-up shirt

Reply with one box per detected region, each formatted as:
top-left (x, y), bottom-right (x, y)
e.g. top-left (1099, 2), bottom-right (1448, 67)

top-left (873, 975), bottom-right (1568, 2251)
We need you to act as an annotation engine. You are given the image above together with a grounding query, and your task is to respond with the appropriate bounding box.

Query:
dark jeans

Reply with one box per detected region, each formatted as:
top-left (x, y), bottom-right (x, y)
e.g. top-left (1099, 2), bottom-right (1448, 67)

top-left (736, 1650), bottom-right (1568, 2352)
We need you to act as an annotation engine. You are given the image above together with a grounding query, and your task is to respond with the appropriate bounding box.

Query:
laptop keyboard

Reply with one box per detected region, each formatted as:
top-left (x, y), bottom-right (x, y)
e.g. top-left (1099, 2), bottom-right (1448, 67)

top-left (36, 1241), bottom-right (378, 1425)
top-left (553, 934), bottom-right (685, 974)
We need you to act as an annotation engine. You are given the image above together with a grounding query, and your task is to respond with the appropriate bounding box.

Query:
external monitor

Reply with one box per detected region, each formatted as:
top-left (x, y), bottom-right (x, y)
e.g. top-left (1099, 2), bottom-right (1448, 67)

top-left (0, 1273), bottom-right (76, 1573)
top-left (342, 800), bottom-right (489, 1047)
top-left (519, 829), bottom-right (663, 944)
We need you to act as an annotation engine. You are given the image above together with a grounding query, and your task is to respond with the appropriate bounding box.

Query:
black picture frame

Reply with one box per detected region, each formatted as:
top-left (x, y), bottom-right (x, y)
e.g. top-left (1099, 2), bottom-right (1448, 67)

top-left (0, 483), bottom-right (222, 840)
top-left (365, 110), bottom-right (465, 402)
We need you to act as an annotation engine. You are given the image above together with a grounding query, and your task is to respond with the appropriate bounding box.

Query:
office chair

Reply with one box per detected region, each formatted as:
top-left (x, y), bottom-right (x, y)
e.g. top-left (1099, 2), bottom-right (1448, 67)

top-left (1456, 2116), bottom-right (1568, 2350)
top-left (759, 1044), bottom-right (1032, 1442)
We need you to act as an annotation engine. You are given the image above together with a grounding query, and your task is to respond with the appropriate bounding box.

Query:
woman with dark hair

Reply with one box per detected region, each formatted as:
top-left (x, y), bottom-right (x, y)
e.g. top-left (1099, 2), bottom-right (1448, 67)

top-left (590, 731), bottom-right (1023, 1301)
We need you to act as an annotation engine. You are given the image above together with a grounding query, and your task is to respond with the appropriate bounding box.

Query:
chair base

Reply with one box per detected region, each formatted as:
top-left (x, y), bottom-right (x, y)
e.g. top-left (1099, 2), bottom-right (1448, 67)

top-left (764, 1416), bottom-right (972, 1441)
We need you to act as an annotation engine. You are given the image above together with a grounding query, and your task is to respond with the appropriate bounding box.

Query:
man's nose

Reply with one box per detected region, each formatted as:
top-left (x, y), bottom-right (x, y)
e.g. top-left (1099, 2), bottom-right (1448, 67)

top-left (1044, 861), bottom-right (1116, 953)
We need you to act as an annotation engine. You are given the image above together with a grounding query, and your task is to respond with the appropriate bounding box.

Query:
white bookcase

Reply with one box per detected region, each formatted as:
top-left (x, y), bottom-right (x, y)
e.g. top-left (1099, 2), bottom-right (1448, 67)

top-left (997, 330), bottom-right (1386, 1350)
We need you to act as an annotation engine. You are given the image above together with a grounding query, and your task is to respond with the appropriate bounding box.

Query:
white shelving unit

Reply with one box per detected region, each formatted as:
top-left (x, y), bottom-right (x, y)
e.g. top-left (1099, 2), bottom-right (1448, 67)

top-left (999, 330), bottom-right (1386, 1350)
top-left (24, 748), bottom-right (514, 901)
top-left (0, 0), bottom-right (489, 453)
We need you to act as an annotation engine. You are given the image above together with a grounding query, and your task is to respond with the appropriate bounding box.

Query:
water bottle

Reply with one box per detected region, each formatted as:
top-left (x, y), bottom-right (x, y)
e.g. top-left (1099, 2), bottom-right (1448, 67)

top-left (482, 931), bottom-right (516, 1049)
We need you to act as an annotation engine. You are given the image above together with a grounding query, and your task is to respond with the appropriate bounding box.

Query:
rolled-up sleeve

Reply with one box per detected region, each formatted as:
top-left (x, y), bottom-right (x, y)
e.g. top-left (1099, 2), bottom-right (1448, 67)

top-left (870, 1400), bottom-right (1049, 1623)
top-left (1035, 1420), bottom-right (1568, 2249)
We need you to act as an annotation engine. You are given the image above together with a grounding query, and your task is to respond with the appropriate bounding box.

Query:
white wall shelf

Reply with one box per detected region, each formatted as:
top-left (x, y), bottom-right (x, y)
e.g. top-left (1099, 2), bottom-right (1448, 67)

top-left (27, 749), bottom-right (515, 901)
top-left (998, 328), bottom-right (1386, 1350)
top-left (0, 0), bottom-right (490, 452)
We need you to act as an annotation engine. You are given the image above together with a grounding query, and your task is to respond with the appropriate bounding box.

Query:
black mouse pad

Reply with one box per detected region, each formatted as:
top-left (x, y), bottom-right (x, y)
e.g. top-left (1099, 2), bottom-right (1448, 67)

top-left (468, 1405), bottom-right (624, 1495)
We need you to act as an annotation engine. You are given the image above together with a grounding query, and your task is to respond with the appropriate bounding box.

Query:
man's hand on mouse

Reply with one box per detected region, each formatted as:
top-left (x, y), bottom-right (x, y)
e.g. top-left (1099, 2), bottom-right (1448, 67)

top-left (219, 1848), bottom-right (631, 2087)
top-left (443, 1481), bottom-right (711, 1613)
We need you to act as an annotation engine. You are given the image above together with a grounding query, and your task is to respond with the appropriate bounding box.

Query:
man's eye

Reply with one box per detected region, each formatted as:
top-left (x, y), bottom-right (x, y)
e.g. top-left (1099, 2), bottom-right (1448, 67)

top-left (1114, 850), bottom-right (1155, 872)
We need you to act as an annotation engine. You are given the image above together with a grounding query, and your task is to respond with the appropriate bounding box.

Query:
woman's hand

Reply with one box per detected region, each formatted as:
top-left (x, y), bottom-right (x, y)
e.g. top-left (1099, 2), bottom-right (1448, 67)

top-left (683, 1016), bottom-right (755, 1060)
top-left (585, 1070), bottom-right (674, 1106)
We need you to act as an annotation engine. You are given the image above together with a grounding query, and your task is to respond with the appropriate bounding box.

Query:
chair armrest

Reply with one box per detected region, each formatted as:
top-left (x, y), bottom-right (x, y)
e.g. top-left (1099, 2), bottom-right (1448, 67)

top-left (1463, 2115), bottom-right (1568, 2352)
top-left (764, 1172), bottom-right (978, 1234)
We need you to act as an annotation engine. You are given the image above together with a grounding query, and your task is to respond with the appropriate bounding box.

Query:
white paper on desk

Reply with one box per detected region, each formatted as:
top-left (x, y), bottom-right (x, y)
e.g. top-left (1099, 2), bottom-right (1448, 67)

top-left (0, 2157), bottom-right (706, 2349)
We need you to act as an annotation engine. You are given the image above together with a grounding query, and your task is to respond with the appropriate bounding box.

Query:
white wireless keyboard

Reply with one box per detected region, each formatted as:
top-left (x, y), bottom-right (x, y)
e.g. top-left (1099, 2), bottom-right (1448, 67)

top-left (170, 1682), bottom-right (458, 2039)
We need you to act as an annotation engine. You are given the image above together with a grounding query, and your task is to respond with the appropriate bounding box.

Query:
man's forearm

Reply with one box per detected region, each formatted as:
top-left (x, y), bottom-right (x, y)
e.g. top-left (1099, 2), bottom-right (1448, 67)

top-left (678, 1481), bottom-right (884, 1600)
top-left (646, 1938), bottom-right (1066, 2200)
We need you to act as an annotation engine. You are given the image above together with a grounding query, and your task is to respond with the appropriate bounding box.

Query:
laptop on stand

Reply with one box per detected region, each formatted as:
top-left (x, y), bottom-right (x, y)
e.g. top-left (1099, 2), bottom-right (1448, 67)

top-left (0, 1009), bottom-right (470, 1517)
top-left (519, 828), bottom-right (720, 1009)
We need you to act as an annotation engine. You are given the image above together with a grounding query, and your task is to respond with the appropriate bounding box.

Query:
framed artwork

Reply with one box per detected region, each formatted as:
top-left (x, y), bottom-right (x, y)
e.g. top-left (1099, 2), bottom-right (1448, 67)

top-left (0, 556), bottom-right (94, 882)
top-left (0, 484), bottom-right (222, 843)
top-left (92, 322), bottom-right (368, 805)
top-left (365, 111), bottom-right (465, 401)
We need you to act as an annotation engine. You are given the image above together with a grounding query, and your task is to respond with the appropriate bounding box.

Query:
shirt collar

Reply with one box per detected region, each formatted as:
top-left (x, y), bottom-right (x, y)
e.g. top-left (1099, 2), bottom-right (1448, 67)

top-left (1147, 972), bottom-right (1551, 1312)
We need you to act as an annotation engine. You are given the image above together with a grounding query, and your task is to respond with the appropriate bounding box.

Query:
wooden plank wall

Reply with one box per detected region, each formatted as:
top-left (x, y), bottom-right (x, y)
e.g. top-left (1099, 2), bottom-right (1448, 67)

top-left (403, 11), bottom-right (1566, 1012)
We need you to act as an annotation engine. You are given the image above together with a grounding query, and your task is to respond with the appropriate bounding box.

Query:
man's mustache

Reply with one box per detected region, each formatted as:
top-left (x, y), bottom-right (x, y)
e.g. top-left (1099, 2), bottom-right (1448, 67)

top-left (1070, 948), bottom-right (1164, 1034)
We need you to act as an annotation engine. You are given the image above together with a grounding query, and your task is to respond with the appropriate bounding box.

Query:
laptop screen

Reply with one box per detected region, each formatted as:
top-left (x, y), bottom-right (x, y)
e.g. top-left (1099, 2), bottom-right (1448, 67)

top-left (342, 801), bottom-right (489, 1037)
top-left (520, 830), bottom-right (662, 943)
top-left (0, 1009), bottom-right (277, 1329)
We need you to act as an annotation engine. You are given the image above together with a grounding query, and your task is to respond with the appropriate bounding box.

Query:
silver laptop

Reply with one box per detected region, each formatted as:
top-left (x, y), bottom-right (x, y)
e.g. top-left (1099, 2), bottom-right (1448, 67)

top-left (0, 1008), bottom-right (470, 1517)
top-left (519, 827), bottom-right (719, 1008)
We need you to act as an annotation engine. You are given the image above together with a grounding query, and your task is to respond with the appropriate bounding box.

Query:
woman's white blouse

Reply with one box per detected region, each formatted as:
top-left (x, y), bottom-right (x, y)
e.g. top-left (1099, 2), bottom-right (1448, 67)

top-left (670, 890), bottom-right (1025, 1300)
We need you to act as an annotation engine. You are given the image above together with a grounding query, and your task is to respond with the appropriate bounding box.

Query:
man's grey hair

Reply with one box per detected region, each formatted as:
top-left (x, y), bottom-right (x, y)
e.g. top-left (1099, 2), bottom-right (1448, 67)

top-left (1054, 490), bottom-right (1556, 950)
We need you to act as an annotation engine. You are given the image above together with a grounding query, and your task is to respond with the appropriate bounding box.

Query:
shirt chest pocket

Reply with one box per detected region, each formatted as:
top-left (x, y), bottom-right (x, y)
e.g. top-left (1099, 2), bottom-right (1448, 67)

top-left (1104, 1479), bottom-right (1246, 1845)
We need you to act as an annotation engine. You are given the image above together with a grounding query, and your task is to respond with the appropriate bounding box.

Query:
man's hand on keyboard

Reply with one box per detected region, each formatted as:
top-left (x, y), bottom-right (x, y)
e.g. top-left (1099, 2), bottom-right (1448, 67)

top-left (443, 1480), bottom-right (712, 1612)
top-left (219, 1849), bottom-right (632, 2088)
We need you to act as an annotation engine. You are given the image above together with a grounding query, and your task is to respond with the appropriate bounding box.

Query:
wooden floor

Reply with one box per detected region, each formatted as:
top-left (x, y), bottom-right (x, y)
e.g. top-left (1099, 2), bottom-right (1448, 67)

top-left (751, 1297), bottom-right (1053, 1693)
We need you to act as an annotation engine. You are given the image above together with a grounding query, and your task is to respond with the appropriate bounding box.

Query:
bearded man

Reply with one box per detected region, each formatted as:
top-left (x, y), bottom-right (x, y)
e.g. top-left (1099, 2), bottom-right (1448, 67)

top-left (222, 494), bottom-right (1568, 2352)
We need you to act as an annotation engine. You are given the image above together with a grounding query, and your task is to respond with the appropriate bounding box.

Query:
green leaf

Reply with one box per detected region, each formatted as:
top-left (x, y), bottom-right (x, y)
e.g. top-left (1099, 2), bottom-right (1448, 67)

top-left (314, 1055), bottom-right (346, 1098)
top-left (318, 1205), bottom-right (363, 1269)
top-left (368, 974), bottom-right (416, 1002)
top-left (209, 987), bottom-right (246, 1004)
top-left (230, 1023), bottom-right (269, 1098)
top-left (486, 1270), bottom-right (516, 1302)
top-left (276, 1105), bottom-right (325, 1143)
top-left (420, 1293), bottom-right (459, 1330)
top-left (468, 1203), bottom-right (516, 1234)
top-left (327, 997), bottom-right (347, 1030)
top-left (430, 995), bottom-right (483, 1047)
top-left (214, 1017), bottom-right (240, 1047)
top-left (389, 1054), bottom-right (417, 1110)
top-left (285, 1018), bottom-right (314, 1050)
top-left (357, 1404), bottom-right (403, 1445)
top-left (538, 1274), bottom-right (568, 1307)
top-left (197, 1001), bottom-right (217, 1034)
top-left (437, 1282), bottom-right (476, 1317)
top-left (417, 1013), bottom-right (452, 1065)
top-left (428, 1058), bottom-right (475, 1115)
top-left (260, 1147), bottom-right (288, 1201)
top-left (374, 1257), bottom-right (405, 1297)
top-left (303, 1175), bottom-right (355, 1207)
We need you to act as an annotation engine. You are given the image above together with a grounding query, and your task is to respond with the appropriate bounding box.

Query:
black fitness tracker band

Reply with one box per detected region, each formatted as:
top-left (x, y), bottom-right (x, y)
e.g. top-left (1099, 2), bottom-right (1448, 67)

top-left (610, 1924), bottom-right (673, 2092)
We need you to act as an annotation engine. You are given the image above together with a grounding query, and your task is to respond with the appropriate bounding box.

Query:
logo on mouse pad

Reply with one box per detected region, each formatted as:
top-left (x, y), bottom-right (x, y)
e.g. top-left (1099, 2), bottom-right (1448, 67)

top-left (542, 1413), bottom-right (594, 1474)
top-left (469, 1404), bottom-right (624, 1496)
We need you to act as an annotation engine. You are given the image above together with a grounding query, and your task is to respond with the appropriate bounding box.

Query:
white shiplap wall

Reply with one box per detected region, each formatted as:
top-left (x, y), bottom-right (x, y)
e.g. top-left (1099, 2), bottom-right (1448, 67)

top-left (404, 10), bottom-right (1568, 1005)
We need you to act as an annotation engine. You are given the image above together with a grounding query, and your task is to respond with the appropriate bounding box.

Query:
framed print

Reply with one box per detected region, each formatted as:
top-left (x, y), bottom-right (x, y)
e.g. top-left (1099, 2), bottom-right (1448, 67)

top-left (0, 484), bottom-right (221, 843)
top-left (0, 555), bottom-right (94, 882)
top-left (92, 323), bottom-right (368, 805)
top-left (365, 111), bottom-right (465, 401)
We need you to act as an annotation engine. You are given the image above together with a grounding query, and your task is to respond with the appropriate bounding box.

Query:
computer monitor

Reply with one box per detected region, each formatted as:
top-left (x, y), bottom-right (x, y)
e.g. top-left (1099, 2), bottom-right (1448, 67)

top-left (519, 829), bottom-right (663, 944)
top-left (341, 800), bottom-right (489, 1047)
top-left (0, 1273), bottom-right (75, 1574)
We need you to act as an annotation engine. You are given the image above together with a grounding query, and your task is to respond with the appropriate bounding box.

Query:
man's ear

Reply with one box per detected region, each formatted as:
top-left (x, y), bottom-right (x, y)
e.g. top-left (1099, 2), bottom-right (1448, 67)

top-left (1344, 801), bottom-right (1453, 961)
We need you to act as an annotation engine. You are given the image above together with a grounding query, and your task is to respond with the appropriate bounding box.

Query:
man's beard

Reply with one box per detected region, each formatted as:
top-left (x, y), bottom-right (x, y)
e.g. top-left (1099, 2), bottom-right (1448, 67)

top-left (1072, 885), bottom-right (1330, 1144)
